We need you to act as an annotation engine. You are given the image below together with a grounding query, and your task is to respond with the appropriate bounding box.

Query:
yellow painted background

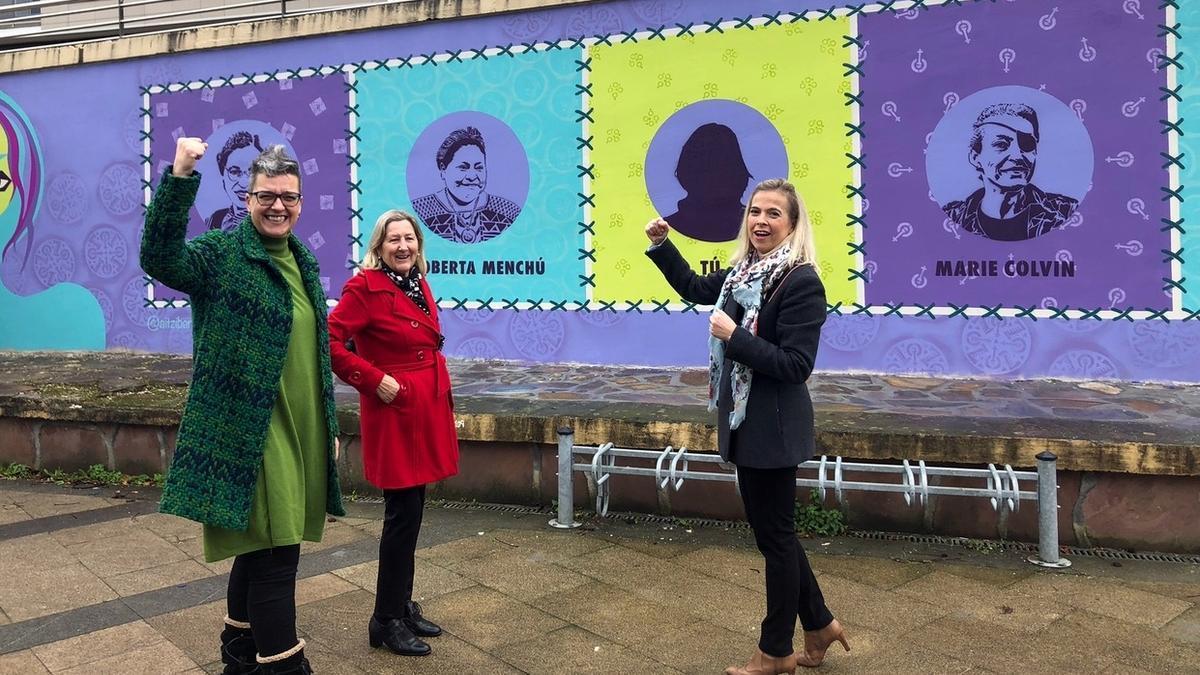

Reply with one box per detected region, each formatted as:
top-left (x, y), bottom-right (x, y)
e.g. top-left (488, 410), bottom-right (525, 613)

top-left (590, 19), bottom-right (857, 305)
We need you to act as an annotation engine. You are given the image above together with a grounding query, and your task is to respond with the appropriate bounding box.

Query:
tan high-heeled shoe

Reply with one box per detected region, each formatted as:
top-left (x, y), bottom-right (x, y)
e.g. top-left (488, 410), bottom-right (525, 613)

top-left (724, 648), bottom-right (798, 675)
top-left (795, 618), bottom-right (850, 668)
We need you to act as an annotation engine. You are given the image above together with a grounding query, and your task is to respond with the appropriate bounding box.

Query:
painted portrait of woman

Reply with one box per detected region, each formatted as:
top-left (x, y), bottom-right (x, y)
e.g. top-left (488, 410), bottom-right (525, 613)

top-left (0, 91), bottom-right (104, 349)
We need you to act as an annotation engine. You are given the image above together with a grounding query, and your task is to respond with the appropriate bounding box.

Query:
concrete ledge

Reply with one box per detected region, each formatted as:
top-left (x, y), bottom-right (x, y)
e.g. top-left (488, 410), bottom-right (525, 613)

top-left (3, 352), bottom-right (1199, 552)
top-left (3, 352), bottom-right (1197, 476)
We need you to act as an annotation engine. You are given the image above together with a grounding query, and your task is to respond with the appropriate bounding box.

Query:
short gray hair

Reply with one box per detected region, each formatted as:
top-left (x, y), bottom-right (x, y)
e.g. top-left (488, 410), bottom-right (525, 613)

top-left (969, 103), bottom-right (1039, 154)
top-left (249, 144), bottom-right (302, 190)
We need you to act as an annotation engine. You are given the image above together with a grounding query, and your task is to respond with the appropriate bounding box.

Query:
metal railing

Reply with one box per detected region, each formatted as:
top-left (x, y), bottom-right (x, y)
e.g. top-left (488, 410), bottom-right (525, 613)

top-left (549, 427), bottom-right (1071, 569)
top-left (0, 0), bottom-right (415, 51)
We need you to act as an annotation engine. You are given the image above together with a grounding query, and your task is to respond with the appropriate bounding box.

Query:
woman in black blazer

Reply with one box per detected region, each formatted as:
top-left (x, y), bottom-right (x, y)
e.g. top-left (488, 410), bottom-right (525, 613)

top-left (645, 179), bottom-right (849, 674)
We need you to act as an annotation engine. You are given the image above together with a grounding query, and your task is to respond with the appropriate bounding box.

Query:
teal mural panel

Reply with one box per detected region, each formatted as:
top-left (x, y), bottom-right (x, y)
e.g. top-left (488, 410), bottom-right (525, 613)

top-left (355, 48), bottom-right (585, 303)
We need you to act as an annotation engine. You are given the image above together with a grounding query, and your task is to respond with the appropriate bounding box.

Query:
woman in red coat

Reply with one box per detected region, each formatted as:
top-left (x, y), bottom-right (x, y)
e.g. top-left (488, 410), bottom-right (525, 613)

top-left (329, 209), bottom-right (459, 658)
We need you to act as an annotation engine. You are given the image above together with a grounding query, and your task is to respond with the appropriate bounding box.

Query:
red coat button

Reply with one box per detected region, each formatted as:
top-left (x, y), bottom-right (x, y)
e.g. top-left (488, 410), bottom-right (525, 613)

top-left (350, 372), bottom-right (361, 383)
top-left (410, 320), bottom-right (419, 328)
top-left (417, 351), bottom-right (425, 360)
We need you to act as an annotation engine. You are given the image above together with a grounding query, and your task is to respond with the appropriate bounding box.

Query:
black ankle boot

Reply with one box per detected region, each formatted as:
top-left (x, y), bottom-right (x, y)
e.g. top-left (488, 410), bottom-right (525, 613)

top-left (403, 601), bottom-right (442, 638)
top-left (369, 615), bottom-right (431, 656)
top-left (220, 618), bottom-right (259, 674)
top-left (256, 641), bottom-right (311, 674)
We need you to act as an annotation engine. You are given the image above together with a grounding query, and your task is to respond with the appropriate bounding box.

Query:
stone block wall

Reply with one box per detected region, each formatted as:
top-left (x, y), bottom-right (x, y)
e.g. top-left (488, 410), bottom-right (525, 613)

top-left (1, 416), bottom-right (1196, 553)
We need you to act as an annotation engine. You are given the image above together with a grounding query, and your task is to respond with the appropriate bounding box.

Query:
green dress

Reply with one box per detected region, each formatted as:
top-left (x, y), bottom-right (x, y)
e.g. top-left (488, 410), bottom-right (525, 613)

top-left (203, 234), bottom-right (329, 562)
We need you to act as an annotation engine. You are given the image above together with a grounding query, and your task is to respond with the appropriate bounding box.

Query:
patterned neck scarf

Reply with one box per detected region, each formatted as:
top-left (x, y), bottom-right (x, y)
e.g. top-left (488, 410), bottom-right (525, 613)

top-left (381, 264), bottom-right (430, 316)
top-left (708, 245), bottom-right (794, 430)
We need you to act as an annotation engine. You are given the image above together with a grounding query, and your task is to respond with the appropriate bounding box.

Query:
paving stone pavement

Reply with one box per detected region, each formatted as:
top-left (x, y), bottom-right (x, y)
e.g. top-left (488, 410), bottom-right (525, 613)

top-left (1, 479), bottom-right (1198, 674)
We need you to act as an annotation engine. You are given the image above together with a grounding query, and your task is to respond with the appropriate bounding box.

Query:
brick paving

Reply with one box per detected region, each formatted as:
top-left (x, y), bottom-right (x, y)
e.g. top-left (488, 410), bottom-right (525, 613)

top-left (1, 480), bottom-right (1198, 674)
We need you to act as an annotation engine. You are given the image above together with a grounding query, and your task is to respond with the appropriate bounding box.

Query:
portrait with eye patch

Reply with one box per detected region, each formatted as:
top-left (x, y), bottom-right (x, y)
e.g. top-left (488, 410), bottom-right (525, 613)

top-left (939, 102), bottom-right (1080, 242)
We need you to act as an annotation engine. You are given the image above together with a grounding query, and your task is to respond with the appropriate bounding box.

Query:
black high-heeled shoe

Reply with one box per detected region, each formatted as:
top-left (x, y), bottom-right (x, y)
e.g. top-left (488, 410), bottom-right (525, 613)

top-left (403, 601), bottom-right (442, 638)
top-left (368, 616), bottom-right (431, 656)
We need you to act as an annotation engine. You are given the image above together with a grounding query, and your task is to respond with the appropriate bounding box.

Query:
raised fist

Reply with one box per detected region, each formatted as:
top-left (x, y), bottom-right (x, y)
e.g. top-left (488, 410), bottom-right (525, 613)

top-left (172, 137), bottom-right (208, 177)
top-left (645, 217), bottom-right (670, 245)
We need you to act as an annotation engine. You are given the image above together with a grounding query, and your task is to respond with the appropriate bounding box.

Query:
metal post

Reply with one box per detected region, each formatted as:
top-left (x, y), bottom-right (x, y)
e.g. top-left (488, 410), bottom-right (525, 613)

top-left (1029, 451), bottom-right (1071, 568)
top-left (117, 0), bottom-right (125, 36)
top-left (549, 426), bottom-right (580, 529)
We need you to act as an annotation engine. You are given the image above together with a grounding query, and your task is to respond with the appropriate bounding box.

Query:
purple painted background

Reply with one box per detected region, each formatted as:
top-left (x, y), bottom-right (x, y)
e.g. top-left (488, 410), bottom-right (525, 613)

top-left (404, 110), bottom-right (531, 242)
top-left (0, 0), bottom-right (1195, 382)
top-left (644, 99), bottom-right (788, 243)
top-left (860, 0), bottom-right (1168, 310)
top-left (148, 75), bottom-right (351, 302)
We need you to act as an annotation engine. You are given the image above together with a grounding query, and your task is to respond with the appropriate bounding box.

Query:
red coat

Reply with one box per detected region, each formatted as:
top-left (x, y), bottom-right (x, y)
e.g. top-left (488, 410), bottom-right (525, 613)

top-left (328, 269), bottom-right (459, 490)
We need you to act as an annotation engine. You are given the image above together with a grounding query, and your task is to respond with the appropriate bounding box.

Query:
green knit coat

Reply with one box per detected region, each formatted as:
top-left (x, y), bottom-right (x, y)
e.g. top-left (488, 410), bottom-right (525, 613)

top-left (140, 169), bottom-right (345, 530)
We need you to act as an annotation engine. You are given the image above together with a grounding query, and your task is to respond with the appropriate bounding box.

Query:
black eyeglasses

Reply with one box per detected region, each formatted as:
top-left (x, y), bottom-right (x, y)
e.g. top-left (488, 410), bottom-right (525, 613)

top-left (249, 191), bottom-right (301, 207)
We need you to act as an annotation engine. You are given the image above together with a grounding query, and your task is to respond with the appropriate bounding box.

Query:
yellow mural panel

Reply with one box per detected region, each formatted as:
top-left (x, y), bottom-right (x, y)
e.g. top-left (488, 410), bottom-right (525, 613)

top-left (590, 19), bottom-right (857, 305)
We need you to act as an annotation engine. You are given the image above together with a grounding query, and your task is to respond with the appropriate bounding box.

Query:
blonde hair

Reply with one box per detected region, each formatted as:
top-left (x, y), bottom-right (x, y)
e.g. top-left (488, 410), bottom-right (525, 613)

top-left (360, 209), bottom-right (427, 275)
top-left (728, 178), bottom-right (818, 270)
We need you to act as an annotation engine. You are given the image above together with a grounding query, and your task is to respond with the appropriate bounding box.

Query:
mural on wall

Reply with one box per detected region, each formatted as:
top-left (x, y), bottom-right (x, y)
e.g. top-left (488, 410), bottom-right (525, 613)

top-left (589, 19), bottom-right (857, 307)
top-left (355, 49), bottom-right (584, 306)
top-left (146, 73), bottom-right (352, 303)
top-left (0, 92), bottom-right (105, 349)
top-left (0, 0), bottom-right (1195, 382)
top-left (861, 1), bottom-right (1168, 312)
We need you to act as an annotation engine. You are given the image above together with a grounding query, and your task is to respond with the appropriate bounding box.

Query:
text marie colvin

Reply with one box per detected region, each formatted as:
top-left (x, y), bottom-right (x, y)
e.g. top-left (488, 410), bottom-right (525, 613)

top-left (934, 258), bottom-right (1076, 278)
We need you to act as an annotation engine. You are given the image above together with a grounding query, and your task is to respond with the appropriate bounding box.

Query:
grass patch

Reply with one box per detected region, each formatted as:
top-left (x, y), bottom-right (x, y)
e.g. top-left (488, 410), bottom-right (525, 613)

top-left (0, 462), bottom-right (164, 488)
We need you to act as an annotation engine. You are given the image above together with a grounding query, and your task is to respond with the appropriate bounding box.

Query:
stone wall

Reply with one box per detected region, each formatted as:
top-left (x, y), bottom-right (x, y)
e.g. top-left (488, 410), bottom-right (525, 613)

top-left (3, 416), bottom-right (1197, 553)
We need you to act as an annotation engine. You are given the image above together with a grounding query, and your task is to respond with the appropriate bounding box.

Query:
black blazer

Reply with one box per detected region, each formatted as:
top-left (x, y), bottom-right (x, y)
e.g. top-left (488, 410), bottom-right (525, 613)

top-left (647, 238), bottom-right (826, 468)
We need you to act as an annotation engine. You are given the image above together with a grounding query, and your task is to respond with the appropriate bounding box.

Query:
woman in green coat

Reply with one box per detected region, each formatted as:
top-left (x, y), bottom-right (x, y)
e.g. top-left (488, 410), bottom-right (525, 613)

top-left (140, 138), bottom-right (344, 675)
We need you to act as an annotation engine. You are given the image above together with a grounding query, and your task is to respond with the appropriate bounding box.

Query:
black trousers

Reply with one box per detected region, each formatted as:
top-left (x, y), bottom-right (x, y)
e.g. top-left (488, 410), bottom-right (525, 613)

top-left (374, 485), bottom-right (426, 620)
top-left (226, 544), bottom-right (302, 658)
top-left (736, 465), bottom-right (834, 658)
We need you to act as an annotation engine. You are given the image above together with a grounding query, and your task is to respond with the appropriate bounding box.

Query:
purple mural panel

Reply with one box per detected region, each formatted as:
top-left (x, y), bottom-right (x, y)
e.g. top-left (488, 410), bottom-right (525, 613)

top-left (148, 74), bottom-right (350, 301)
top-left (860, 1), bottom-right (1168, 311)
top-left (816, 312), bottom-right (1200, 383)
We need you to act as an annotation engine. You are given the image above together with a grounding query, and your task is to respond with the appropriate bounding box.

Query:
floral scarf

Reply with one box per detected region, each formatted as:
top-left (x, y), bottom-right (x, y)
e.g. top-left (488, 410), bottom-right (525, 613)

top-left (709, 245), bottom-right (794, 430)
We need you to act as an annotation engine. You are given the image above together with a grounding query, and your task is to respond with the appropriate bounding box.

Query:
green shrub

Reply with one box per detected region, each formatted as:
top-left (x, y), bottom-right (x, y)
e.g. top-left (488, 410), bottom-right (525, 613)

top-left (795, 489), bottom-right (847, 537)
top-left (0, 463), bottom-right (34, 479)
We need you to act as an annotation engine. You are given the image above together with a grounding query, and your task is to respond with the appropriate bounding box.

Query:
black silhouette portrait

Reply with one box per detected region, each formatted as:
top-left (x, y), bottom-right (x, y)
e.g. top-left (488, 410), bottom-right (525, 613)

top-left (663, 123), bottom-right (753, 243)
top-left (942, 103), bottom-right (1078, 241)
top-left (206, 131), bottom-right (262, 231)
top-left (412, 126), bottom-right (520, 244)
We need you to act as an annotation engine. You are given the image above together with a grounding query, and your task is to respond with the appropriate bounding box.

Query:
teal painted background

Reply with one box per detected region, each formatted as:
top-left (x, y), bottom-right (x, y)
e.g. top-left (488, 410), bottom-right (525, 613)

top-left (356, 49), bottom-right (585, 302)
top-left (1179, 1), bottom-right (1198, 309)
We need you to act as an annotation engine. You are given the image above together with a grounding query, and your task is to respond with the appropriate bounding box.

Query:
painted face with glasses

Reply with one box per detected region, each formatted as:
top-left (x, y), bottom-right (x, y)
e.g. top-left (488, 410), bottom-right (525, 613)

top-left (246, 174), bottom-right (302, 239)
top-left (221, 146), bottom-right (257, 210)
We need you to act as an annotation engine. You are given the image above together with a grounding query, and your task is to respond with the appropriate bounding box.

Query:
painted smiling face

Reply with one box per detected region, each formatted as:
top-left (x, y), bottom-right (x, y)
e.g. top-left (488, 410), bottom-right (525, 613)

top-left (442, 144), bottom-right (486, 206)
top-left (221, 145), bottom-right (257, 208)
